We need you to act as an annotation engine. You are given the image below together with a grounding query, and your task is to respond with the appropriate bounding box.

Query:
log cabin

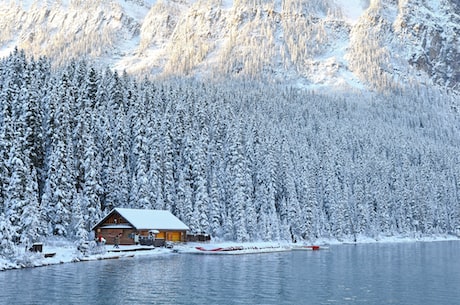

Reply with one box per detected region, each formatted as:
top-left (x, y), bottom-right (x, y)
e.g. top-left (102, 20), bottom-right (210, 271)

top-left (92, 208), bottom-right (189, 245)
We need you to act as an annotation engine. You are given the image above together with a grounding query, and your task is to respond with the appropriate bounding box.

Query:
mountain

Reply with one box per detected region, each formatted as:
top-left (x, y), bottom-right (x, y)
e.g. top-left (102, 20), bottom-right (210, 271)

top-left (1, 0), bottom-right (458, 92)
top-left (1, 4), bottom-right (460, 250)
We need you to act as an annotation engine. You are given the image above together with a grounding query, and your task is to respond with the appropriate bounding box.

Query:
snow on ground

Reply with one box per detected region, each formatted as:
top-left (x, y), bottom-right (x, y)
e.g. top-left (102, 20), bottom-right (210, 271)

top-left (1, 234), bottom-right (458, 271)
top-left (0, 238), bottom-right (172, 271)
top-left (177, 241), bottom-right (293, 255)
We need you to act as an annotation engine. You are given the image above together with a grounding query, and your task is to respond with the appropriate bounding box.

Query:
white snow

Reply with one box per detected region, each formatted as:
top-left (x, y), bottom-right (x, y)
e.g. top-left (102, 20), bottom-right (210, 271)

top-left (0, 238), bottom-right (171, 271)
top-left (1, 235), bottom-right (458, 271)
top-left (0, 0), bottom-right (456, 92)
top-left (221, 0), bottom-right (233, 10)
top-left (334, 0), bottom-right (369, 25)
top-left (18, 0), bottom-right (35, 10)
top-left (0, 43), bottom-right (17, 59)
top-left (110, 208), bottom-right (190, 230)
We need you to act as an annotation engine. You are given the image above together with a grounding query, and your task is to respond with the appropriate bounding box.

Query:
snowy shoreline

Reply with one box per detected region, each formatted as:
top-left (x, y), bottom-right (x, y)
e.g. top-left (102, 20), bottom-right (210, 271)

top-left (1, 235), bottom-right (459, 272)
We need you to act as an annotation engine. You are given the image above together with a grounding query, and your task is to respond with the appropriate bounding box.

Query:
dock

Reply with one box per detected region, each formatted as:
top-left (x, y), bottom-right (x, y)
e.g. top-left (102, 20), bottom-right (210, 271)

top-left (107, 246), bottom-right (156, 253)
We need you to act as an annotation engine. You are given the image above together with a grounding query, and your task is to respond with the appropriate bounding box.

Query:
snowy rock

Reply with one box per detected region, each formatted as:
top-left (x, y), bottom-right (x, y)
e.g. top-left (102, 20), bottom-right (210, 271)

top-left (0, 0), bottom-right (458, 91)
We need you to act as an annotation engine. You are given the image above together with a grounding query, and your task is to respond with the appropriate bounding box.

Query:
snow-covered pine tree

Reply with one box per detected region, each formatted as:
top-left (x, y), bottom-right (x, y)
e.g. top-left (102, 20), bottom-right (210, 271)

top-left (0, 213), bottom-right (16, 258)
top-left (254, 138), bottom-right (280, 241)
top-left (71, 192), bottom-right (89, 243)
top-left (99, 70), bottom-right (130, 210)
top-left (207, 169), bottom-right (223, 237)
top-left (19, 166), bottom-right (43, 246)
top-left (81, 131), bottom-right (103, 231)
top-left (161, 111), bottom-right (178, 213)
top-left (41, 73), bottom-right (76, 236)
top-left (129, 88), bottom-right (152, 209)
top-left (190, 133), bottom-right (211, 234)
top-left (225, 120), bottom-right (250, 242)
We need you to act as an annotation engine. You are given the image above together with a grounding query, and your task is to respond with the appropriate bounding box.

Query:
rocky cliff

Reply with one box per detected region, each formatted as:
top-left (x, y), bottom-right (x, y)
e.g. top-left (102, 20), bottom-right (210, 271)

top-left (0, 0), bottom-right (458, 91)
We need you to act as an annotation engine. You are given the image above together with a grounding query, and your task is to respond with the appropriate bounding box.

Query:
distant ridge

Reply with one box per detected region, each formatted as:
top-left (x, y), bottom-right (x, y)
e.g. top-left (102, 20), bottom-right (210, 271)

top-left (0, 0), bottom-right (458, 92)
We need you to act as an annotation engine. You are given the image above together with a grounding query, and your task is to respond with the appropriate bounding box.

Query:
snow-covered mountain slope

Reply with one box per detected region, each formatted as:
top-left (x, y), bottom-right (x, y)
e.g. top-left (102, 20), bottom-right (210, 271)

top-left (1, 0), bottom-right (458, 91)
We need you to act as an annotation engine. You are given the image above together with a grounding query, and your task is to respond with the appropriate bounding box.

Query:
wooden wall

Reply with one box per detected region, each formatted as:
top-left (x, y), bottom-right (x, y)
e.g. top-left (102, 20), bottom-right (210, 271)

top-left (94, 211), bottom-right (187, 244)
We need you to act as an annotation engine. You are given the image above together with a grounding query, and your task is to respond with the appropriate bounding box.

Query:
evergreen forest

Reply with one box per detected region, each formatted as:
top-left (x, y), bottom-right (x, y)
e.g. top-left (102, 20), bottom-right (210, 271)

top-left (1, 50), bottom-right (459, 256)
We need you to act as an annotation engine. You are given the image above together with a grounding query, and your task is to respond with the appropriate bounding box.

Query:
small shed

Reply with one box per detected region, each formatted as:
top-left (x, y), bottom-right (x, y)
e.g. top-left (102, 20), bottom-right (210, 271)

top-left (92, 208), bottom-right (189, 245)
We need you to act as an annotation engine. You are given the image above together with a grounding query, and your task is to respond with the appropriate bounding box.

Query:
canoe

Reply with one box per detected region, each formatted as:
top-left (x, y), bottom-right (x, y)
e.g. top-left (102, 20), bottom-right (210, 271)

top-left (192, 245), bottom-right (290, 255)
top-left (292, 245), bottom-right (329, 251)
top-left (195, 246), bottom-right (244, 252)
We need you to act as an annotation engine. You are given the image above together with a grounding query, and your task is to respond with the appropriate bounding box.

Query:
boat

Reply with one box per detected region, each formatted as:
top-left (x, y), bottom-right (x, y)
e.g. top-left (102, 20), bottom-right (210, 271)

top-left (291, 245), bottom-right (329, 251)
top-left (192, 245), bottom-right (290, 255)
top-left (80, 253), bottom-right (135, 262)
top-left (195, 246), bottom-right (244, 252)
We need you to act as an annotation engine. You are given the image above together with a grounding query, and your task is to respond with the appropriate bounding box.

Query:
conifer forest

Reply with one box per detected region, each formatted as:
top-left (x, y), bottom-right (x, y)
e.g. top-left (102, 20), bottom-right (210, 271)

top-left (1, 50), bottom-right (459, 255)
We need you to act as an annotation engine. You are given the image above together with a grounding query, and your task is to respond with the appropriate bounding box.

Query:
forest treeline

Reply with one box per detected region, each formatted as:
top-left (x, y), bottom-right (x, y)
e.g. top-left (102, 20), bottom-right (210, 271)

top-left (1, 50), bottom-right (459, 256)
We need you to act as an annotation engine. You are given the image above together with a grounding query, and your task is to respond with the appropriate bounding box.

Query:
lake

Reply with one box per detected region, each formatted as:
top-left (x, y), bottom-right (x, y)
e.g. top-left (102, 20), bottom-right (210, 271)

top-left (0, 241), bottom-right (459, 305)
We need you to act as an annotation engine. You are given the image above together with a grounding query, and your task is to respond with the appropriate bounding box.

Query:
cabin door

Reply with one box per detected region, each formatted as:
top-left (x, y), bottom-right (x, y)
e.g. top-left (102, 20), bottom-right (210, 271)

top-left (167, 232), bottom-right (181, 242)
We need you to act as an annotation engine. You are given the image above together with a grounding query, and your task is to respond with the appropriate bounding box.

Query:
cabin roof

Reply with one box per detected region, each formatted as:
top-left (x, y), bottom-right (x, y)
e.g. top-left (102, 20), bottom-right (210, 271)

top-left (92, 208), bottom-right (189, 231)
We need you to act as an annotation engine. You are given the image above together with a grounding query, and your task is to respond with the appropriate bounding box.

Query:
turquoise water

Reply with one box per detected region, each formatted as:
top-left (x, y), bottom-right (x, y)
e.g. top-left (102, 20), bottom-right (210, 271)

top-left (1, 241), bottom-right (459, 305)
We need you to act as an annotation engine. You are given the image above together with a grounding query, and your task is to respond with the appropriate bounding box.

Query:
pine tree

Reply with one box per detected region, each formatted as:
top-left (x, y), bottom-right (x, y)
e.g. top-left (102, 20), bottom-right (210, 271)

top-left (99, 70), bottom-right (130, 210)
top-left (191, 134), bottom-right (210, 234)
top-left (82, 131), bottom-right (103, 230)
top-left (208, 170), bottom-right (223, 237)
top-left (129, 86), bottom-right (153, 209)
top-left (4, 145), bottom-right (29, 244)
top-left (148, 117), bottom-right (165, 210)
top-left (2, 64), bottom-right (43, 246)
top-left (279, 137), bottom-right (302, 242)
top-left (301, 164), bottom-right (319, 240)
top-left (41, 73), bottom-right (76, 236)
top-left (230, 122), bottom-right (253, 242)
top-left (161, 114), bottom-right (177, 213)
top-left (0, 213), bottom-right (16, 258)
top-left (72, 193), bottom-right (89, 243)
top-left (19, 167), bottom-right (43, 246)
top-left (254, 139), bottom-right (279, 241)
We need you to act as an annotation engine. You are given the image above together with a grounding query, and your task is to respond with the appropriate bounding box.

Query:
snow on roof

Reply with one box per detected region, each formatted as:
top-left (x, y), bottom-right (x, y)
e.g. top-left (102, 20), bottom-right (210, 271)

top-left (101, 224), bottom-right (133, 229)
top-left (114, 208), bottom-right (189, 231)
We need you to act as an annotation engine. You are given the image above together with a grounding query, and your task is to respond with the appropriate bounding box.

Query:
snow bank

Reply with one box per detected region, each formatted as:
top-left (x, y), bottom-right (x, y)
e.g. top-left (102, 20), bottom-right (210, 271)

top-left (0, 238), bottom-right (171, 271)
top-left (1, 235), bottom-right (458, 271)
top-left (178, 241), bottom-right (292, 255)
